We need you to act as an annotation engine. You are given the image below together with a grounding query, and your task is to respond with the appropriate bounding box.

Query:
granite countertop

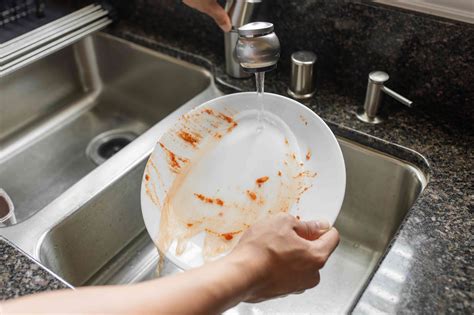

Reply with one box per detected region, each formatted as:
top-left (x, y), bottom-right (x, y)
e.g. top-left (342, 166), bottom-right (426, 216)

top-left (0, 24), bottom-right (472, 313)
top-left (0, 237), bottom-right (69, 300)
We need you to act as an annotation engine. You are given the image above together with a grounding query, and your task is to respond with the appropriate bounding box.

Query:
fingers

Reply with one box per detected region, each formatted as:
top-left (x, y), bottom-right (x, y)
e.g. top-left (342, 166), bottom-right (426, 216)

top-left (313, 227), bottom-right (340, 256)
top-left (183, 0), bottom-right (231, 32)
top-left (294, 219), bottom-right (331, 241)
top-left (203, 2), bottom-right (232, 32)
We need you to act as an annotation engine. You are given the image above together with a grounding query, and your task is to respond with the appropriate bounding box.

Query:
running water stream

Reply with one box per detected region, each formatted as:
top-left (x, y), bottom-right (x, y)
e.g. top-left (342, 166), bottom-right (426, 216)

top-left (255, 71), bottom-right (265, 133)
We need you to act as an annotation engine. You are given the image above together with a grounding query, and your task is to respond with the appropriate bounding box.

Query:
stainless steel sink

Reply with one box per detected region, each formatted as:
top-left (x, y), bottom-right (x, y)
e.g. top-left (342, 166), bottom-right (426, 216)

top-left (0, 32), bottom-right (213, 224)
top-left (0, 32), bottom-right (428, 314)
top-left (38, 137), bottom-right (426, 314)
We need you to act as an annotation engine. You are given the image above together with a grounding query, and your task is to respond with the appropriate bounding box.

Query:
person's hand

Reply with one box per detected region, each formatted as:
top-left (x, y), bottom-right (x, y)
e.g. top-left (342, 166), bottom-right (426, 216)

top-left (183, 0), bottom-right (232, 32)
top-left (229, 213), bottom-right (340, 302)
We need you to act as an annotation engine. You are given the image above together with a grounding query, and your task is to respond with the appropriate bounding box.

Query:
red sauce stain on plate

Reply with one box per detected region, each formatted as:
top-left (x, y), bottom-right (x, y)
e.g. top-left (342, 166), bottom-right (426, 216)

top-left (159, 142), bottom-right (189, 173)
top-left (256, 176), bottom-right (269, 187)
top-left (178, 130), bottom-right (201, 147)
top-left (149, 106), bottom-right (319, 270)
top-left (194, 193), bottom-right (225, 206)
top-left (246, 190), bottom-right (257, 201)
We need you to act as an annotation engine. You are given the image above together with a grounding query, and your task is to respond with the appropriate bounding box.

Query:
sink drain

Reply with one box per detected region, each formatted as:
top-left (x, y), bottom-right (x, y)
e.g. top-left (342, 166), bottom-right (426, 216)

top-left (86, 130), bottom-right (138, 165)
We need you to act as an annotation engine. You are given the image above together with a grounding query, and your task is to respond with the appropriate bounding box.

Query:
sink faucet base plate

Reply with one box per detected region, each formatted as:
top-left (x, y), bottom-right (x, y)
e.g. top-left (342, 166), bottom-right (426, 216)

top-left (356, 109), bottom-right (384, 124)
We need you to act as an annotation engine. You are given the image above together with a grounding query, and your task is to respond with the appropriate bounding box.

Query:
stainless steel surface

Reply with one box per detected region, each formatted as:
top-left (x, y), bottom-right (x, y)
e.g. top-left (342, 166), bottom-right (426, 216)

top-left (236, 22), bottom-right (280, 72)
top-left (86, 130), bottom-right (138, 165)
top-left (224, 31), bottom-right (250, 78)
top-left (237, 20), bottom-right (273, 36)
top-left (357, 71), bottom-right (413, 124)
top-left (32, 137), bottom-right (426, 314)
top-left (226, 0), bottom-right (262, 27)
top-left (288, 51), bottom-right (317, 99)
top-left (382, 86), bottom-right (413, 107)
top-left (0, 32), bottom-right (213, 225)
top-left (1, 5), bottom-right (98, 49)
top-left (0, 189), bottom-right (16, 226)
top-left (224, 0), bottom-right (261, 78)
top-left (0, 5), bottom-right (112, 76)
top-left (1, 5), bottom-right (107, 60)
top-left (373, 0), bottom-right (474, 24)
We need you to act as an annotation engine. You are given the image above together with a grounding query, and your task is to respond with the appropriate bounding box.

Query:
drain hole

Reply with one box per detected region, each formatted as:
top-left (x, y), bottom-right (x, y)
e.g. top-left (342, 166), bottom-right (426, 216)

top-left (87, 130), bottom-right (138, 165)
top-left (97, 137), bottom-right (132, 160)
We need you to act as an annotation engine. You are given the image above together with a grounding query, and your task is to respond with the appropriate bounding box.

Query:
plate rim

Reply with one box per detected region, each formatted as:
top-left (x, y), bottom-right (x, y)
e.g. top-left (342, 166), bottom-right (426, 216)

top-left (140, 92), bottom-right (346, 270)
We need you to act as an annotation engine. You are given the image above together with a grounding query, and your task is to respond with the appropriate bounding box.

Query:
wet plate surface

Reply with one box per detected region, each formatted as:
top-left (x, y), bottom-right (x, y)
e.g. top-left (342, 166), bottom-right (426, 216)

top-left (141, 92), bottom-right (346, 270)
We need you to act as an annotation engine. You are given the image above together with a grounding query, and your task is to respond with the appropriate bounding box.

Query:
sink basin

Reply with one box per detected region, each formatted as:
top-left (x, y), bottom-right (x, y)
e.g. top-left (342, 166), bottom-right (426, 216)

top-left (38, 137), bottom-right (427, 314)
top-left (0, 32), bottom-right (211, 224)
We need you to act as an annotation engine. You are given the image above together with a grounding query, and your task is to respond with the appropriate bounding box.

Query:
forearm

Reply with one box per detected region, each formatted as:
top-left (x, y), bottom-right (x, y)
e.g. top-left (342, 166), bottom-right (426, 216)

top-left (143, 249), bottom-right (259, 314)
top-left (2, 249), bottom-right (259, 314)
top-left (2, 215), bottom-right (339, 313)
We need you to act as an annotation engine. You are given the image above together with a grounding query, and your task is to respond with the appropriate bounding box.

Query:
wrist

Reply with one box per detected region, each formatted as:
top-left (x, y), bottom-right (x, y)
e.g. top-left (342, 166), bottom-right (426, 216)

top-left (224, 246), bottom-right (269, 301)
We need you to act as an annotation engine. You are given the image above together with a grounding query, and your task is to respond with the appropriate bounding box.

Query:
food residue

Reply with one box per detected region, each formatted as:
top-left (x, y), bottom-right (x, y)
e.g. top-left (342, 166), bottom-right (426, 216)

top-left (178, 130), bottom-right (201, 147)
top-left (294, 171), bottom-right (318, 179)
top-left (306, 150), bottom-right (311, 160)
top-left (194, 193), bottom-right (224, 206)
top-left (144, 156), bottom-right (164, 208)
top-left (219, 231), bottom-right (242, 241)
top-left (218, 113), bottom-right (233, 123)
top-left (159, 142), bottom-right (189, 172)
top-left (227, 121), bottom-right (238, 132)
top-left (148, 106), bottom-right (317, 271)
top-left (300, 115), bottom-right (308, 126)
top-left (222, 233), bottom-right (234, 240)
top-left (246, 190), bottom-right (257, 201)
top-left (296, 215), bottom-right (300, 220)
top-left (256, 176), bottom-right (269, 187)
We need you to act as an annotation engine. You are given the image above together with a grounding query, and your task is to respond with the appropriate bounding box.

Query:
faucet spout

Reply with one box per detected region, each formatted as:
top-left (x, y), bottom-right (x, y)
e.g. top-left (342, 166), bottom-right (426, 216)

top-left (235, 22), bottom-right (280, 73)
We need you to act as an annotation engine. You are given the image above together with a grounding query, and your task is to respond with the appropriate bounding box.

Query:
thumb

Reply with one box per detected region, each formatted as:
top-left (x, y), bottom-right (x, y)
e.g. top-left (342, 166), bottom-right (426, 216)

top-left (294, 219), bottom-right (331, 241)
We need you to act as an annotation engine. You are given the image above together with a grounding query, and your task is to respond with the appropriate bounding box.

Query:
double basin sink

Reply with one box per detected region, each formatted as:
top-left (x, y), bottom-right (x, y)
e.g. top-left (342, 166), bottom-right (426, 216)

top-left (0, 33), bottom-right (428, 313)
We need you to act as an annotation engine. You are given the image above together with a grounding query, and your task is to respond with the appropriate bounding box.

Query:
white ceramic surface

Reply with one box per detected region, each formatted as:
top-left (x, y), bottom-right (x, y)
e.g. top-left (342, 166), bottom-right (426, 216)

top-left (141, 92), bottom-right (346, 270)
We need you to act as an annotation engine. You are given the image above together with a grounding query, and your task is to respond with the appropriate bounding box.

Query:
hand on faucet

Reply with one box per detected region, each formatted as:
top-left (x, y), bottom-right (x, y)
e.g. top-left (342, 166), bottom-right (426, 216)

top-left (183, 0), bottom-right (232, 32)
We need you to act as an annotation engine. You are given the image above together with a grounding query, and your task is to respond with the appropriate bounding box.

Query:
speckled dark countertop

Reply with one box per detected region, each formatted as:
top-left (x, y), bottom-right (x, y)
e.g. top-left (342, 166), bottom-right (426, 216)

top-left (0, 237), bottom-right (69, 300)
top-left (1, 5), bottom-right (473, 313)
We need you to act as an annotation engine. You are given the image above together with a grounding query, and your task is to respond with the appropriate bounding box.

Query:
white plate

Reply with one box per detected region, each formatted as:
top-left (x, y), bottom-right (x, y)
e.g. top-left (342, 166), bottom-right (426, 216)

top-left (141, 92), bottom-right (345, 270)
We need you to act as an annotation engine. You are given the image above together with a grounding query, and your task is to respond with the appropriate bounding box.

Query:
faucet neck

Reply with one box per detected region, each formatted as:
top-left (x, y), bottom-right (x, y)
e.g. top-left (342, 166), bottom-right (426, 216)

top-left (226, 0), bottom-right (262, 29)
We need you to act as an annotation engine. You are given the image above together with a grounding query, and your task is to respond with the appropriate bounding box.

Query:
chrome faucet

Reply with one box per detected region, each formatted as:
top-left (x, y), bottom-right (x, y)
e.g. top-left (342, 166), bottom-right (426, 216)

top-left (224, 0), bottom-right (262, 78)
top-left (357, 71), bottom-right (413, 124)
top-left (235, 21), bottom-right (280, 73)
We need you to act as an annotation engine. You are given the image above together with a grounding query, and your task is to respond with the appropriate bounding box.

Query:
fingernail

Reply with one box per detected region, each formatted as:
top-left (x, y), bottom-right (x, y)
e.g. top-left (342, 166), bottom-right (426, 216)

top-left (315, 220), bottom-right (331, 230)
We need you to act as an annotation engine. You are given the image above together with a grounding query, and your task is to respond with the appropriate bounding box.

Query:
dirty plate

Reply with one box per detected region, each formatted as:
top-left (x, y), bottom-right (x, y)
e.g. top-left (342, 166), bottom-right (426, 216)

top-left (141, 92), bottom-right (345, 270)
